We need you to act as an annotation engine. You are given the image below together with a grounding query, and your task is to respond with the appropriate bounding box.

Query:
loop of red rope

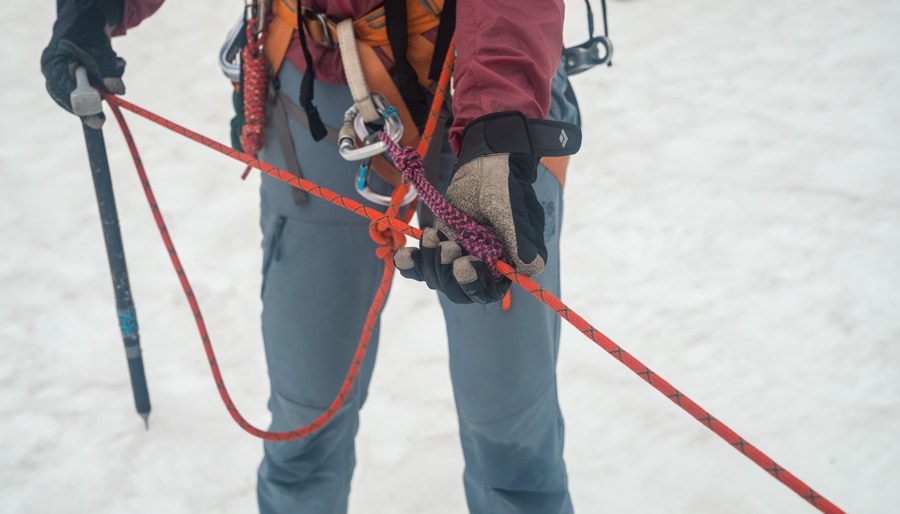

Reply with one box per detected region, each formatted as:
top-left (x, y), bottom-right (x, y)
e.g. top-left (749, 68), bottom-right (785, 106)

top-left (107, 97), bottom-right (391, 441)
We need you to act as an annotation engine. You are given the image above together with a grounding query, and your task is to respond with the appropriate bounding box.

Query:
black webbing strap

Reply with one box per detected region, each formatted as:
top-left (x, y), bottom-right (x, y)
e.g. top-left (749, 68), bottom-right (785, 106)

top-left (428, 0), bottom-right (456, 81)
top-left (297, 9), bottom-right (328, 141)
top-left (384, 0), bottom-right (428, 126)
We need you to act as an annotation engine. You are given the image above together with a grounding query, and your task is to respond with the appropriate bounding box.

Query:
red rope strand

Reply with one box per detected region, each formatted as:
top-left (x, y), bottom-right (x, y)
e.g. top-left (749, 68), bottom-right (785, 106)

top-left (99, 39), bottom-right (843, 509)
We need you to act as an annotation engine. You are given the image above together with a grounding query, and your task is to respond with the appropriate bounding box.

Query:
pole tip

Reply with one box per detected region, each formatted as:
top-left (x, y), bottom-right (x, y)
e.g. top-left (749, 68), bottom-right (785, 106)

top-left (140, 413), bottom-right (150, 431)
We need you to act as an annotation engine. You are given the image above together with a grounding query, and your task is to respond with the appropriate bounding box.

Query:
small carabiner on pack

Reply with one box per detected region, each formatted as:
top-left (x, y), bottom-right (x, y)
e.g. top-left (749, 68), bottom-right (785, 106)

top-left (243, 0), bottom-right (269, 36)
top-left (338, 93), bottom-right (405, 161)
top-left (563, 0), bottom-right (613, 76)
top-left (355, 156), bottom-right (418, 207)
top-left (218, 13), bottom-right (246, 82)
top-left (563, 35), bottom-right (613, 76)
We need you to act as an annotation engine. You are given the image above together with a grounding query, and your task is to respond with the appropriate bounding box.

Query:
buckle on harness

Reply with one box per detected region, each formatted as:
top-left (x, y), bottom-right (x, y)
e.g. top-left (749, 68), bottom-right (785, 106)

top-left (563, 35), bottom-right (613, 76)
top-left (338, 93), bottom-right (405, 161)
top-left (304, 10), bottom-right (336, 49)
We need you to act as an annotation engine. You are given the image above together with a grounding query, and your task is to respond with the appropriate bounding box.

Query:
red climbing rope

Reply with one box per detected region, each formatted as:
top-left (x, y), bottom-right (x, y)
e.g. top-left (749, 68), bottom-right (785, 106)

top-left (378, 132), bottom-right (846, 514)
top-left (99, 44), bottom-right (842, 514)
top-left (107, 98), bottom-right (375, 440)
top-left (99, 45), bottom-right (457, 443)
top-left (104, 90), bottom-right (844, 513)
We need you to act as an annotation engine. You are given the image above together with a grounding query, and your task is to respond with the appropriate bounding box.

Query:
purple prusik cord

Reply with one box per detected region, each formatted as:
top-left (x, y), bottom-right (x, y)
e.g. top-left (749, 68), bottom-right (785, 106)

top-left (380, 133), bottom-right (507, 279)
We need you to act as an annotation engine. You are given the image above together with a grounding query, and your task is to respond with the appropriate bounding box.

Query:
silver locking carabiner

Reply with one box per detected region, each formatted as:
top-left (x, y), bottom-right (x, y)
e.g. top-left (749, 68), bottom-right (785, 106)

top-left (338, 93), bottom-right (405, 161)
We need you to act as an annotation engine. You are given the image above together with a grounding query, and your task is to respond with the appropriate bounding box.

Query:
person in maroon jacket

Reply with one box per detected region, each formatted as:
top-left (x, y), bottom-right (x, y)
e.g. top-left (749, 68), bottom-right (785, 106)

top-left (43, 1), bottom-right (581, 512)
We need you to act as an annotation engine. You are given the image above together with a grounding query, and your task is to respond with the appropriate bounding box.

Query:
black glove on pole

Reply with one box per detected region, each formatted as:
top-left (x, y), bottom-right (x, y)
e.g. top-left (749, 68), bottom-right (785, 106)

top-left (71, 67), bottom-right (152, 429)
top-left (41, 0), bottom-right (126, 129)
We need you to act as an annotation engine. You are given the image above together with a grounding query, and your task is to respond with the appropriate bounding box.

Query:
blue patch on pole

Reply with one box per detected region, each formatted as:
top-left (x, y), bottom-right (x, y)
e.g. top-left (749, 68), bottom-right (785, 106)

top-left (118, 308), bottom-right (139, 338)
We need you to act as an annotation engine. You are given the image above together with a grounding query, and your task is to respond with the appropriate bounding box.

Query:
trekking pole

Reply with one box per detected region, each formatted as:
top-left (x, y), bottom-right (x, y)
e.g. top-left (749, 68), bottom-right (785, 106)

top-left (71, 67), bottom-right (152, 429)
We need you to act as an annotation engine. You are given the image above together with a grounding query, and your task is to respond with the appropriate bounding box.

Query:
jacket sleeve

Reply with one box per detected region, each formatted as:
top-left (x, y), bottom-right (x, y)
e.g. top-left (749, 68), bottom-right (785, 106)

top-left (449, 0), bottom-right (565, 155)
top-left (112, 0), bottom-right (165, 35)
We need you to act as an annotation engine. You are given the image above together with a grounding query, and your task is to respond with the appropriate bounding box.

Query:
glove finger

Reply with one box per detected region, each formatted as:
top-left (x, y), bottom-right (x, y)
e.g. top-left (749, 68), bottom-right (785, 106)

top-left (417, 227), bottom-right (444, 290)
top-left (452, 256), bottom-right (511, 304)
top-left (393, 247), bottom-right (424, 282)
top-left (58, 39), bottom-right (126, 93)
top-left (432, 240), bottom-right (473, 304)
top-left (410, 228), bottom-right (472, 304)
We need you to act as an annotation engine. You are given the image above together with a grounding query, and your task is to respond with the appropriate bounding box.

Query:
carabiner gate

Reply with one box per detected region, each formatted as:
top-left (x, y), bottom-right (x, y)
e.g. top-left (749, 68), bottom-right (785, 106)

top-left (355, 156), bottom-right (418, 207)
top-left (338, 93), bottom-right (405, 161)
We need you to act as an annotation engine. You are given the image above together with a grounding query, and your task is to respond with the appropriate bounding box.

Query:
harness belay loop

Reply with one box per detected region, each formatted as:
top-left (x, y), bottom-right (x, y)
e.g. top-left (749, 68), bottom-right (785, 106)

top-left (240, 4), bottom-right (270, 157)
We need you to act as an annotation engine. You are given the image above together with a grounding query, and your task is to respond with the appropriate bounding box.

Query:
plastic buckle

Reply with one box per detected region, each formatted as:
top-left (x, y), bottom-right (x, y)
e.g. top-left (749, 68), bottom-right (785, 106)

top-left (355, 156), bottom-right (418, 207)
top-left (338, 94), bottom-right (405, 161)
top-left (305, 10), bottom-right (336, 49)
top-left (563, 35), bottom-right (613, 76)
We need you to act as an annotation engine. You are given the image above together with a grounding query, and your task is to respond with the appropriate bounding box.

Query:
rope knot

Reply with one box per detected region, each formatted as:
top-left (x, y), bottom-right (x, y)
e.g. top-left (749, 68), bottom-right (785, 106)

top-left (369, 216), bottom-right (406, 260)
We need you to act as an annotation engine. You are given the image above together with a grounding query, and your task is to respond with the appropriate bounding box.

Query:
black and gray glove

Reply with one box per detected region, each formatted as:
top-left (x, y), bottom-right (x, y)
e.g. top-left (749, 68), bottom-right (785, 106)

top-left (41, 0), bottom-right (126, 129)
top-left (394, 111), bottom-right (581, 304)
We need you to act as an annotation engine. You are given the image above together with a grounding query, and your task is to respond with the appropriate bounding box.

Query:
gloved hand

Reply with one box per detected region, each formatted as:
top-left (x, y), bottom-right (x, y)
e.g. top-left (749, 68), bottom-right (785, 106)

top-left (394, 111), bottom-right (580, 304)
top-left (41, 0), bottom-right (126, 129)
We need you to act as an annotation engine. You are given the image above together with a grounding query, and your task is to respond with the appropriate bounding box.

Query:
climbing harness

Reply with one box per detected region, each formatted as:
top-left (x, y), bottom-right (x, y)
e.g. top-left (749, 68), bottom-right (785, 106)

top-left (333, 17), bottom-right (417, 205)
top-left (564, 0), bottom-right (614, 75)
top-left (220, 0), bottom-right (448, 207)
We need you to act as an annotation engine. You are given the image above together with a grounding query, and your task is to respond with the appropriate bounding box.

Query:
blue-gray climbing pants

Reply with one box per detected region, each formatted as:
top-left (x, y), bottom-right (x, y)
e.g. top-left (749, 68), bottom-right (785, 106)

top-left (256, 60), bottom-right (578, 514)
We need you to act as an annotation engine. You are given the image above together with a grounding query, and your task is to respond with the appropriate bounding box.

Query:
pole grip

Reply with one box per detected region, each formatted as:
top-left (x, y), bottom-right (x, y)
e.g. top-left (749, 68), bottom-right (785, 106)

top-left (71, 66), bottom-right (103, 116)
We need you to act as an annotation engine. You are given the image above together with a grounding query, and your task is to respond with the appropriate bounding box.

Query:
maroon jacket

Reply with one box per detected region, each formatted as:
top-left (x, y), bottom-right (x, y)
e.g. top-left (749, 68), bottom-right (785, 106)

top-left (119, 0), bottom-right (564, 154)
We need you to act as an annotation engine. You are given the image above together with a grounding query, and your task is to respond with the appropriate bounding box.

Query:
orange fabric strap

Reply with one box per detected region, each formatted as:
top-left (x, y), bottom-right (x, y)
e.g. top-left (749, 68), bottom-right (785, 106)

top-left (541, 156), bottom-right (570, 189)
top-left (266, 0), bottom-right (442, 83)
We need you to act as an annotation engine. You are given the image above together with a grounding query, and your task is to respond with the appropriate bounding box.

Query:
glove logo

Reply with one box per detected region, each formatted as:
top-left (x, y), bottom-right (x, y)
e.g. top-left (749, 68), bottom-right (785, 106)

top-left (559, 129), bottom-right (569, 148)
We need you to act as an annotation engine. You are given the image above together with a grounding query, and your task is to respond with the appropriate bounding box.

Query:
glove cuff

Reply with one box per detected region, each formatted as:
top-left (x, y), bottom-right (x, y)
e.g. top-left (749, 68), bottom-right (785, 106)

top-left (457, 111), bottom-right (582, 182)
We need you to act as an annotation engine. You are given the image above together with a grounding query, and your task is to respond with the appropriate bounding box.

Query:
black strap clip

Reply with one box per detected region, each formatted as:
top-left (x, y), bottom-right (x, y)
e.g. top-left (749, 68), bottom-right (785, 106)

top-left (563, 35), bottom-right (613, 76)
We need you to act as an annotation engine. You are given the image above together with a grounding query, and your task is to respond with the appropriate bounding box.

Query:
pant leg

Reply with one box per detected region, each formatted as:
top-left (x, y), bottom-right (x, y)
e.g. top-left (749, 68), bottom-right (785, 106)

top-left (256, 61), bottom-right (387, 514)
top-left (439, 167), bottom-right (570, 514)
top-left (438, 59), bottom-right (578, 514)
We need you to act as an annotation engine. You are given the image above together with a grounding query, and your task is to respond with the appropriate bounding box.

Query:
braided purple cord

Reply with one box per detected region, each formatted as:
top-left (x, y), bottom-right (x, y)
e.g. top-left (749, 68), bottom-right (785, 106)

top-left (380, 134), bottom-right (507, 279)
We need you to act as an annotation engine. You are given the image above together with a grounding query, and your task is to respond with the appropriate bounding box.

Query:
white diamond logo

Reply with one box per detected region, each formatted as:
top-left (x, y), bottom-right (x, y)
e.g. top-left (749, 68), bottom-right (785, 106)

top-left (559, 129), bottom-right (569, 147)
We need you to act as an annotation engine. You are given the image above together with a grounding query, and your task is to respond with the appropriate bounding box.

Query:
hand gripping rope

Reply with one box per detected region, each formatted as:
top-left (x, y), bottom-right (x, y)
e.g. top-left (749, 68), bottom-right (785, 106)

top-left (98, 46), bottom-right (843, 513)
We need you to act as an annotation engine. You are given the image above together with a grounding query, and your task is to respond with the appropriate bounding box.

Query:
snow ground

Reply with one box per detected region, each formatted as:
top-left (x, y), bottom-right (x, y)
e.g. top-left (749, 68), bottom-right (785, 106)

top-left (2, 1), bottom-right (899, 513)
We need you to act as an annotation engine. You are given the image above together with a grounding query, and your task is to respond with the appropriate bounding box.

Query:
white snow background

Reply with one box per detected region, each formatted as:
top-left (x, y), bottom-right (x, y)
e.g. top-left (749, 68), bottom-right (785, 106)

top-left (2, 0), bottom-right (898, 512)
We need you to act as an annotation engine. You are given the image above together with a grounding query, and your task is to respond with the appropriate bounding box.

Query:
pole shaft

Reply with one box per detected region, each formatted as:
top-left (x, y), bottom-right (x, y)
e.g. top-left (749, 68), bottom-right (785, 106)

top-left (82, 124), bottom-right (152, 421)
